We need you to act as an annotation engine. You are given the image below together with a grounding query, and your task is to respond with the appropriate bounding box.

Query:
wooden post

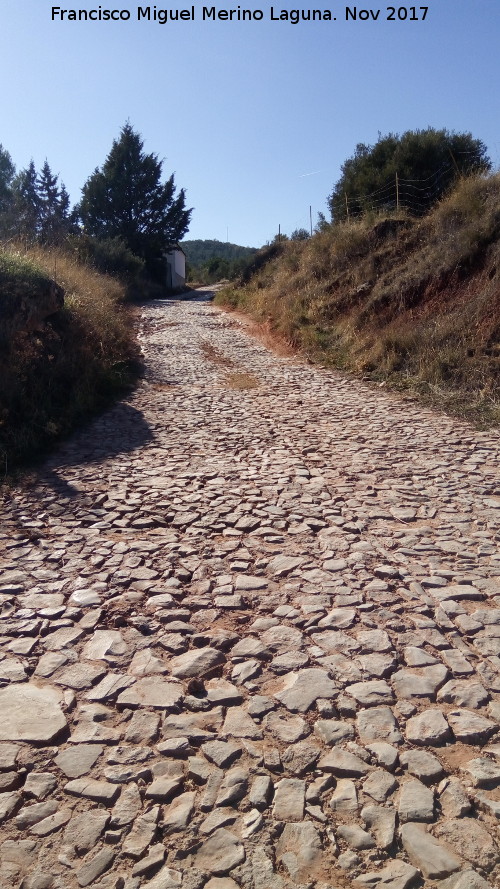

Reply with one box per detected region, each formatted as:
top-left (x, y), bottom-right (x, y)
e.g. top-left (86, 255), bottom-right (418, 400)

top-left (449, 148), bottom-right (460, 174)
top-left (345, 192), bottom-right (350, 221)
top-left (396, 172), bottom-right (400, 213)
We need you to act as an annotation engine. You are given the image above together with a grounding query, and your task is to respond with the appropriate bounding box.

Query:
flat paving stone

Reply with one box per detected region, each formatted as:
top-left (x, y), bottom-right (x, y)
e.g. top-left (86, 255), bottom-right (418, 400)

top-left (314, 718), bottom-right (354, 745)
top-left (405, 709), bottom-right (451, 745)
top-left (276, 820), bottom-right (323, 881)
top-left (202, 740), bottom-right (242, 769)
top-left (64, 778), bottom-right (120, 804)
top-left (235, 575), bottom-right (268, 591)
top-left (117, 677), bottom-right (184, 709)
top-left (329, 778), bottom-right (358, 812)
top-left (82, 630), bottom-right (128, 661)
top-left (76, 848), bottom-right (115, 887)
top-left (433, 817), bottom-right (499, 872)
top-left (362, 768), bottom-right (397, 802)
top-left (194, 828), bottom-right (245, 874)
top-left (0, 684), bottom-right (67, 743)
top-left (346, 680), bottom-right (395, 706)
top-left (318, 748), bottom-right (371, 777)
top-left (272, 778), bottom-right (305, 821)
top-left (360, 805), bottom-right (397, 851)
top-left (273, 668), bottom-right (337, 712)
top-left (355, 860), bottom-right (419, 888)
top-left (461, 757), bottom-right (500, 787)
top-left (392, 665), bottom-right (449, 699)
top-left (398, 779), bottom-right (434, 822)
top-left (357, 705), bottom-right (402, 744)
top-left (162, 791), bottom-right (196, 834)
top-left (437, 679), bottom-right (490, 709)
top-left (400, 749), bottom-right (443, 783)
top-left (169, 647), bottom-right (225, 679)
top-left (446, 709), bottom-right (498, 744)
top-left (401, 822), bottom-right (462, 879)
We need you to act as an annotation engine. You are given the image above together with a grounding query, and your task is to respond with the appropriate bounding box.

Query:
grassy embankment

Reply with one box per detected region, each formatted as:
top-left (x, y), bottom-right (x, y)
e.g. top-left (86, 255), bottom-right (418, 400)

top-left (0, 245), bottom-right (139, 473)
top-left (216, 175), bottom-right (500, 425)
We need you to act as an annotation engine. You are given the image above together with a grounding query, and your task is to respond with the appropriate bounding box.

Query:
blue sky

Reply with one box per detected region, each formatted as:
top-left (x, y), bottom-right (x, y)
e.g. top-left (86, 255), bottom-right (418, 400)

top-left (1, 0), bottom-right (499, 246)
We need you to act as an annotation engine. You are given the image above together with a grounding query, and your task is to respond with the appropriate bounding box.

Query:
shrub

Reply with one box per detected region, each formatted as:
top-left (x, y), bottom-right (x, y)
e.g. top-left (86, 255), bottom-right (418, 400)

top-left (328, 128), bottom-right (491, 221)
top-left (70, 234), bottom-right (145, 282)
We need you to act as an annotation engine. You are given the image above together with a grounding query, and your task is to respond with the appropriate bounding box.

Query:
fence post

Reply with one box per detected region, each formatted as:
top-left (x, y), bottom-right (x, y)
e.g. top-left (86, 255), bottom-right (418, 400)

top-left (449, 148), bottom-right (460, 174)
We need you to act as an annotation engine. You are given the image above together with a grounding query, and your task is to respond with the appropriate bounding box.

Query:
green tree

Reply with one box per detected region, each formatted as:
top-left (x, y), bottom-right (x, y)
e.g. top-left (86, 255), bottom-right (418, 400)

top-left (8, 160), bottom-right (72, 245)
top-left (314, 211), bottom-right (330, 233)
top-left (79, 123), bottom-right (192, 271)
top-left (290, 228), bottom-right (310, 241)
top-left (10, 161), bottom-right (40, 243)
top-left (37, 160), bottom-right (72, 244)
top-left (328, 128), bottom-right (491, 221)
top-left (0, 144), bottom-right (14, 213)
top-left (0, 144), bottom-right (15, 237)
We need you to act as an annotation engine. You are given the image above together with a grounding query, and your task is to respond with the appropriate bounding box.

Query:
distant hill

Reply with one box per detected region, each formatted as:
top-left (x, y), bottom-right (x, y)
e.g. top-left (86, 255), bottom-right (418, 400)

top-left (181, 239), bottom-right (258, 266)
top-left (181, 239), bottom-right (259, 283)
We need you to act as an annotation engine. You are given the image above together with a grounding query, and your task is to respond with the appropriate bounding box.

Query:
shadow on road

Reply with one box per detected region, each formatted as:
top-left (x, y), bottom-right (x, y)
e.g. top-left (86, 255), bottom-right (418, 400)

top-left (149, 287), bottom-right (217, 305)
top-left (27, 290), bottom-right (220, 498)
top-left (38, 402), bottom-right (154, 498)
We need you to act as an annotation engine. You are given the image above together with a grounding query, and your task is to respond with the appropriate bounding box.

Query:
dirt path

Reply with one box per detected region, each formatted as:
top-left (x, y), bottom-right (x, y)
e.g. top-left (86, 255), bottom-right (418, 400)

top-left (1, 293), bottom-right (500, 889)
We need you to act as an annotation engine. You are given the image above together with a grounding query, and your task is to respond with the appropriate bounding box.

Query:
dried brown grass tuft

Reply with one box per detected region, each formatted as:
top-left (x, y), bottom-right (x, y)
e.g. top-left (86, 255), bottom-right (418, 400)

top-left (224, 372), bottom-right (259, 389)
top-left (199, 339), bottom-right (235, 368)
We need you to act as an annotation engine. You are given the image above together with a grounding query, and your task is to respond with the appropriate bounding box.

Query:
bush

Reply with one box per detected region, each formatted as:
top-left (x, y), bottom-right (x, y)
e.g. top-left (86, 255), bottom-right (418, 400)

top-left (328, 128), bottom-right (491, 221)
top-left (70, 234), bottom-right (145, 281)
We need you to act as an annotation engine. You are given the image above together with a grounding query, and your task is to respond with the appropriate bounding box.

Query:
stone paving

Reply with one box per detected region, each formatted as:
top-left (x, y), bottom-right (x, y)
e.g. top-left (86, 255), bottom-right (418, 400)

top-left (1, 291), bottom-right (500, 889)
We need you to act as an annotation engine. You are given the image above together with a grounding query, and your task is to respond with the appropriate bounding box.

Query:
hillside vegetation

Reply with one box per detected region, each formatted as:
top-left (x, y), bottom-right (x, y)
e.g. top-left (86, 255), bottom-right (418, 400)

top-left (182, 239), bottom-right (257, 283)
top-left (0, 245), bottom-right (139, 472)
top-left (216, 174), bottom-right (500, 425)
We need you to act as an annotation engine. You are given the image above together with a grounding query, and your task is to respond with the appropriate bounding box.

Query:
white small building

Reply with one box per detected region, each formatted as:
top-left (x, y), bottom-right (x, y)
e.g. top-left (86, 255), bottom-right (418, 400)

top-left (165, 244), bottom-right (186, 290)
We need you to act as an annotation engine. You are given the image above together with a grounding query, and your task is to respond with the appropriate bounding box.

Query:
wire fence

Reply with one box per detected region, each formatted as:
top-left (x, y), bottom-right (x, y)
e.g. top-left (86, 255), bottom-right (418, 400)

top-left (275, 148), bottom-right (497, 242)
top-left (335, 149), bottom-right (488, 220)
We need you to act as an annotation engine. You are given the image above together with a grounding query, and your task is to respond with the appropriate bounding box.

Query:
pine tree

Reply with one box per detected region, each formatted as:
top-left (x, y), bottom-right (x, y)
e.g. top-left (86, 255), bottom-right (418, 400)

top-left (0, 144), bottom-right (15, 213)
top-left (78, 123), bottom-right (192, 270)
top-left (37, 160), bottom-right (71, 245)
top-left (11, 161), bottom-right (41, 243)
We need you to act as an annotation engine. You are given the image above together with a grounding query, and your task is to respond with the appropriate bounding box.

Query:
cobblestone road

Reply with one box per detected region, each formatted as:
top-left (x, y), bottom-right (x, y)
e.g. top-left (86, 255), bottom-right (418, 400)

top-left (1, 293), bottom-right (500, 889)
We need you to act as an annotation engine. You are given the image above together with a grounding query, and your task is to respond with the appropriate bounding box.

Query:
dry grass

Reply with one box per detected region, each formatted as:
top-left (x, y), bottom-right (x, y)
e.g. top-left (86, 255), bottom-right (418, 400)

top-left (224, 372), bottom-right (259, 389)
top-left (199, 336), bottom-right (259, 389)
top-left (0, 243), bottom-right (139, 472)
top-left (199, 339), bottom-right (235, 368)
top-left (26, 244), bottom-right (133, 355)
top-left (215, 174), bottom-right (500, 425)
